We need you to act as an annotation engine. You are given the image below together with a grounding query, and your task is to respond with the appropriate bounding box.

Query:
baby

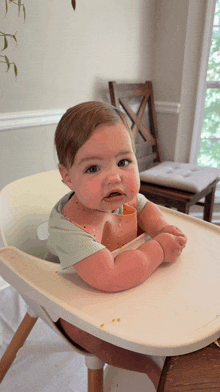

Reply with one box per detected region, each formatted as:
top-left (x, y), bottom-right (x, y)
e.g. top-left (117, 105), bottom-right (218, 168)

top-left (47, 101), bottom-right (187, 388)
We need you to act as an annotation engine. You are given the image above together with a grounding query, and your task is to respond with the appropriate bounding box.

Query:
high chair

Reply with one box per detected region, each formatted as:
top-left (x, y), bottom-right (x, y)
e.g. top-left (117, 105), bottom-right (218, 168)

top-left (0, 170), bottom-right (162, 391)
top-left (1, 170), bottom-right (220, 392)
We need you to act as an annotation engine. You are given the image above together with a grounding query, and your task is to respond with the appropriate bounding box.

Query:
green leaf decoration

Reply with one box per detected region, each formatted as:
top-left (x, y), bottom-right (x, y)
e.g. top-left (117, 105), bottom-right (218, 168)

top-left (1, 1), bottom-right (25, 76)
top-left (12, 34), bottom-right (17, 43)
top-left (5, 0), bottom-right (8, 15)
top-left (23, 4), bottom-right (26, 21)
top-left (5, 56), bottom-right (10, 71)
top-left (14, 63), bottom-right (18, 76)
top-left (18, 0), bottom-right (21, 16)
top-left (0, 0), bottom-right (26, 77)
top-left (2, 35), bottom-right (8, 51)
top-left (71, 0), bottom-right (76, 10)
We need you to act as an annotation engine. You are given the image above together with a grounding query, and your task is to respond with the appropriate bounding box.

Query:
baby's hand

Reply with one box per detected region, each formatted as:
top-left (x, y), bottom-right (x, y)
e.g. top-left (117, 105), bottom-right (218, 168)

top-left (160, 225), bottom-right (187, 244)
top-left (154, 233), bottom-right (186, 263)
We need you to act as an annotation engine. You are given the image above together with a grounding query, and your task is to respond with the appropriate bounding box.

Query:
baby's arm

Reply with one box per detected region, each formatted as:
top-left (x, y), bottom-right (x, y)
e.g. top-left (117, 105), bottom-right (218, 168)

top-left (138, 201), bottom-right (187, 242)
top-left (71, 200), bottom-right (187, 293)
top-left (73, 201), bottom-right (187, 292)
top-left (74, 241), bottom-right (164, 292)
top-left (74, 227), bottom-right (186, 293)
top-left (137, 200), bottom-right (187, 264)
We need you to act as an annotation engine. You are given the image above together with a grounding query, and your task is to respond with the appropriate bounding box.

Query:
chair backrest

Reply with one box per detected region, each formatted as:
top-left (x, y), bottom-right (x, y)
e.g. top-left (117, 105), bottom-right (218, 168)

top-left (109, 81), bottom-right (162, 172)
top-left (0, 170), bottom-right (67, 258)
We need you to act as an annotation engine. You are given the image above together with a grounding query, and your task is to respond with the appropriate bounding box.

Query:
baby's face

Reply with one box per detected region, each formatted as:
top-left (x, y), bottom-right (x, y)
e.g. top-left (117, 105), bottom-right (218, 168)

top-left (62, 121), bottom-right (140, 212)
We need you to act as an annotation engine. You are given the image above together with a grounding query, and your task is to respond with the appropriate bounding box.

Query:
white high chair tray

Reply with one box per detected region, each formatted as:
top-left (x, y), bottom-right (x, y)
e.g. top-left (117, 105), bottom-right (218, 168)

top-left (1, 208), bottom-right (220, 357)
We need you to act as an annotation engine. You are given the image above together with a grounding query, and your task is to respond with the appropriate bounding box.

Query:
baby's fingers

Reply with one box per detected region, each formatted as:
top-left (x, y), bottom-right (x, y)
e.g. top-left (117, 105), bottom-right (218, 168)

top-left (177, 235), bottom-right (187, 247)
top-left (173, 226), bottom-right (183, 235)
top-left (162, 225), bottom-right (186, 238)
top-left (173, 227), bottom-right (187, 242)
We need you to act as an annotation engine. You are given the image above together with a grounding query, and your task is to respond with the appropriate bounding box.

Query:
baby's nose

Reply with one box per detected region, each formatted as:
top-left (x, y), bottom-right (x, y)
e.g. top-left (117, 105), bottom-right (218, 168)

top-left (105, 170), bottom-right (121, 184)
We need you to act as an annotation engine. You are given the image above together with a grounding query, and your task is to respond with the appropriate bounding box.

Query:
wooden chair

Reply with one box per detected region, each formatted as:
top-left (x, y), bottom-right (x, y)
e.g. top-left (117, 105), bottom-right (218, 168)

top-left (109, 81), bottom-right (220, 222)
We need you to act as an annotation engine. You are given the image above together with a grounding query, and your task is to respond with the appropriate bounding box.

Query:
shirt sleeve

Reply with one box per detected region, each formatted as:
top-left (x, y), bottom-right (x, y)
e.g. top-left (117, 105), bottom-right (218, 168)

top-left (48, 225), bottom-right (105, 270)
top-left (47, 197), bottom-right (105, 270)
top-left (137, 193), bottom-right (148, 215)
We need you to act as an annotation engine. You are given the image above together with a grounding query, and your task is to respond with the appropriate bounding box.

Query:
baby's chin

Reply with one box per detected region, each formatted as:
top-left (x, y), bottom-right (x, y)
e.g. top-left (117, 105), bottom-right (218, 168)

top-left (99, 196), bottom-right (137, 212)
top-left (79, 192), bottom-right (138, 212)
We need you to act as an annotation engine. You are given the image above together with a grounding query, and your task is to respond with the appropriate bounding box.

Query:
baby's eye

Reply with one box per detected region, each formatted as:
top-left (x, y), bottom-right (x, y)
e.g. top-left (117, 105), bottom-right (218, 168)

top-left (118, 159), bottom-right (131, 167)
top-left (85, 165), bottom-right (100, 174)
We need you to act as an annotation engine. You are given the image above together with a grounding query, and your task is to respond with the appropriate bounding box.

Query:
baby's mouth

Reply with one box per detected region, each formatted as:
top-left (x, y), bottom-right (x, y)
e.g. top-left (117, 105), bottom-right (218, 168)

top-left (107, 192), bottom-right (122, 198)
top-left (104, 190), bottom-right (124, 200)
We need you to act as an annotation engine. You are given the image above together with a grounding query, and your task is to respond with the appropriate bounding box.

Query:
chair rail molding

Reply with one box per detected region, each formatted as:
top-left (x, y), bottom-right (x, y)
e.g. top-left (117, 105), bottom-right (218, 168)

top-left (0, 103), bottom-right (180, 131)
top-left (0, 109), bottom-right (66, 131)
top-left (155, 101), bottom-right (180, 114)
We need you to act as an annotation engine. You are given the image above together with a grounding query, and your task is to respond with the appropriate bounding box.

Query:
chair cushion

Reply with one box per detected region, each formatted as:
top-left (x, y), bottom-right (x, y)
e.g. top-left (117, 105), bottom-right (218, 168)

top-left (140, 161), bottom-right (220, 193)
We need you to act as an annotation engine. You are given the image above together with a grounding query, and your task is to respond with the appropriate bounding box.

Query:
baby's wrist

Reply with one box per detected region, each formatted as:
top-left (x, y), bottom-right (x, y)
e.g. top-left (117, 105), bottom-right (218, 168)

top-left (157, 226), bottom-right (167, 234)
top-left (138, 238), bottom-right (165, 264)
top-left (152, 239), bottom-right (165, 262)
top-left (143, 239), bottom-right (165, 264)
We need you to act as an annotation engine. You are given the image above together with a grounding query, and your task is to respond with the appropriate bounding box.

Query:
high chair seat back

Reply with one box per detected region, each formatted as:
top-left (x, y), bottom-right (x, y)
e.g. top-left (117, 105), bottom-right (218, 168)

top-left (0, 170), bottom-right (66, 257)
top-left (0, 170), bottom-right (105, 391)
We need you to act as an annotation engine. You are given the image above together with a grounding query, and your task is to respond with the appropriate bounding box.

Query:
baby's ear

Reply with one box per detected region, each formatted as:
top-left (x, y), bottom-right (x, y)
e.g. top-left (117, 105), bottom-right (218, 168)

top-left (59, 164), bottom-right (70, 186)
top-left (59, 164), bottom-right (75, 191)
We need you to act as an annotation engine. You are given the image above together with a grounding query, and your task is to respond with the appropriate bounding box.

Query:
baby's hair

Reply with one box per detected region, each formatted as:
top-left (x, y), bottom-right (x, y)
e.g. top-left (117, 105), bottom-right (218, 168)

top-left (55, 101), bottom-right (135, 169)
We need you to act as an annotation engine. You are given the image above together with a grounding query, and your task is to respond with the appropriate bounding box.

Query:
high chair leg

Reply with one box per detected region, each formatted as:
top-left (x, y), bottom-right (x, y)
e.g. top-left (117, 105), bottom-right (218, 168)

top-left (85, 356), bottom-right (104, 392)
top-left (88, 368), bottom-right (103, 392)
top-left (0, 311), bottom-right (38, 383)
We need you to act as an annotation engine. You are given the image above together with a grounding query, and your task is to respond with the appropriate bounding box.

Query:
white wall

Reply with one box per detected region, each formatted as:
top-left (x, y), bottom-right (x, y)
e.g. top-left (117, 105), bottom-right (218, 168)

top-left (153, 0), bottom-right (207, 163)
top-left (175, 0), bottom-right (207, 163)
top-left (1, 0), bottom-right (155, 112)
top-left (153, 0), bottom-right (189, 103)
top-left (0, 0), bottom-right (208, 190)
top-left (151, 0), bottom-right (189, 161)
top-left (0, 124), bottom-right (58, 190)
top-left (0, 0), bottom-right (156, 190)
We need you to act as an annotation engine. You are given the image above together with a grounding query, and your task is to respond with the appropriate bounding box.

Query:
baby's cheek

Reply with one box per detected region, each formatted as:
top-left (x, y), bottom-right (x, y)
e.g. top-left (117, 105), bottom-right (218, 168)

top-left (126, 181), bottom-right (140, 204)
top-left (83, 177), bottom-right (99, 193)
top-left (129, 171), bottom-right (140, 192)
top-left (83, 182), bottom-right (102, 204)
